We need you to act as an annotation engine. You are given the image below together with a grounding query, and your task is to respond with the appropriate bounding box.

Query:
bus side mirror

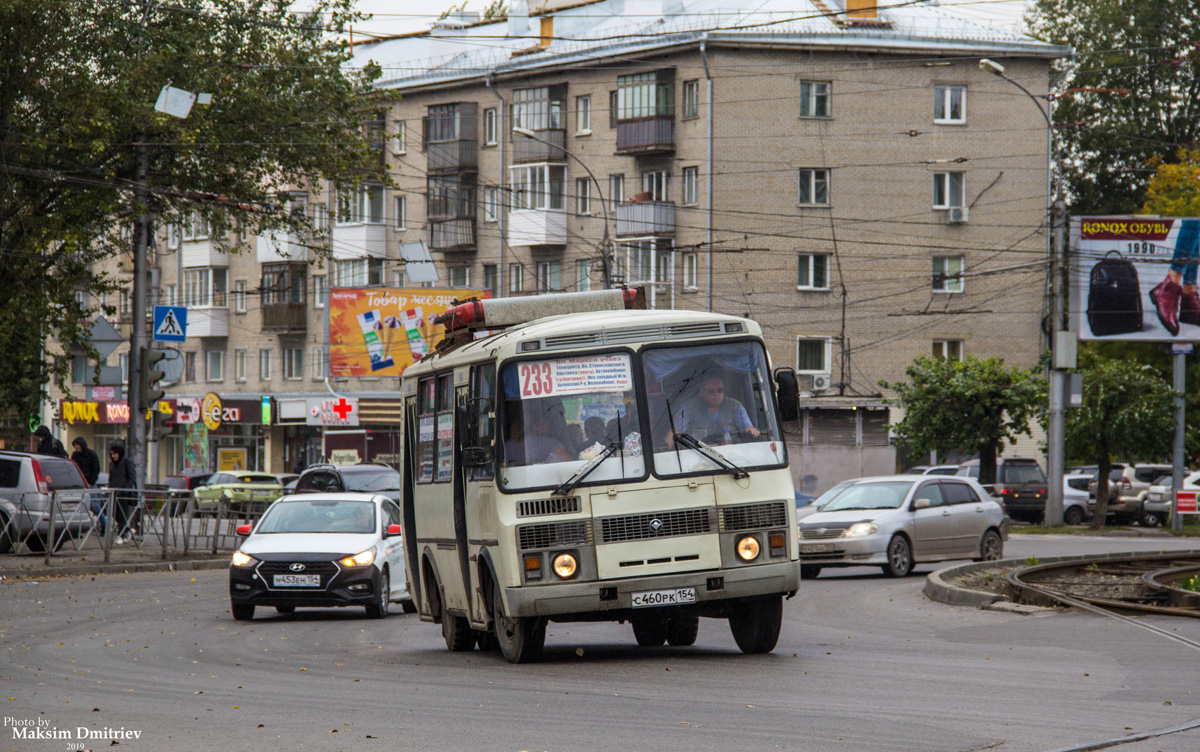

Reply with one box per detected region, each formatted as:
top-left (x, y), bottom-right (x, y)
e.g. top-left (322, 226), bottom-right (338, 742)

top-left (774, 367), bottom-right (799, 421)
top-left (456, 403), bottom-right (478, 447)
top-left (462, 447), bottom-right (492, 468)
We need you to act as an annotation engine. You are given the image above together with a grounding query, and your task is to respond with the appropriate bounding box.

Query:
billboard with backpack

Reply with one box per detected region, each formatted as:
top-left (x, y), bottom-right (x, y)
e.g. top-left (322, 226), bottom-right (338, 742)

top-left (1071, 216), bottom-right (1200, 341)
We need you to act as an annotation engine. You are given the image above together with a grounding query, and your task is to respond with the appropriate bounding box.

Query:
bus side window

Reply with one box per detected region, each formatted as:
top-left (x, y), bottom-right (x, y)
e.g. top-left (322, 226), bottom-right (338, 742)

top-left (417, 377), bottom-right (436, 484)
top-left (435, 373), bottom-right (454, 483)
top-left (469, 363), bottom-right (496, 480)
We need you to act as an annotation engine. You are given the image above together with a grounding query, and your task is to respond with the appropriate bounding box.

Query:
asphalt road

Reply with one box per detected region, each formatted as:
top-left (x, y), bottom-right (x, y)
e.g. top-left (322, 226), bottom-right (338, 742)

top-left (2, 535), bottom-right (1199, 752)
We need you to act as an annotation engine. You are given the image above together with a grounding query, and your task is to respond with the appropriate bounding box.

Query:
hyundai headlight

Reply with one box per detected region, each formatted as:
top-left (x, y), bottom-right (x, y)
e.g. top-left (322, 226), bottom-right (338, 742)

top-left (340, 549), bottom-right (375, 568)
top-left (844, 522), bottom-right (879, 538)
top-left (231, 551), bottom-right (258, 567)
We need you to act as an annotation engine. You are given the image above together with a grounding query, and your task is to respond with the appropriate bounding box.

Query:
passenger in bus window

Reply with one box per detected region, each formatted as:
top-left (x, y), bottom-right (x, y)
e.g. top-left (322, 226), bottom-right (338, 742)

top-left (669, 373), bottom-right (760, 444)
top-left (503, 402), bottom-right (572, 466)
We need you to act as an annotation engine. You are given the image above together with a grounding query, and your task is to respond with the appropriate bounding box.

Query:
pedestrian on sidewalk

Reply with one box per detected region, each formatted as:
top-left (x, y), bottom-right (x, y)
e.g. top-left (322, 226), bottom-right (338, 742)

top-left (72, 438), bottom-right (106, 536)
top-left (108, 444), bottom-right (138, 544)
top-left (33, 425), bottom-right (68, 458)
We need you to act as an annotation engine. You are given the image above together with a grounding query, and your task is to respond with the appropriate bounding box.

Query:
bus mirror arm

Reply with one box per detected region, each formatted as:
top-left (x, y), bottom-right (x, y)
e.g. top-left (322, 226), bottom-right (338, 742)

top-left (462, 446), bottom-right (492, 468)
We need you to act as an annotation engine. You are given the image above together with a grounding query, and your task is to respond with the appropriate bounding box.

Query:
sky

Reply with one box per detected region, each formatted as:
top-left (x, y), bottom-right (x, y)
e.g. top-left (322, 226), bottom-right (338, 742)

top-left (338, 0), bottom-right (1033, 41)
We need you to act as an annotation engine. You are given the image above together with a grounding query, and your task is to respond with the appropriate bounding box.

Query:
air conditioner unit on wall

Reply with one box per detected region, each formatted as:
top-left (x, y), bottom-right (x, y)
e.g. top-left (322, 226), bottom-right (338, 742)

top-left (947, 206), bottom-right (969, 224)
top-left (811, 373), bottom-right (832, 392)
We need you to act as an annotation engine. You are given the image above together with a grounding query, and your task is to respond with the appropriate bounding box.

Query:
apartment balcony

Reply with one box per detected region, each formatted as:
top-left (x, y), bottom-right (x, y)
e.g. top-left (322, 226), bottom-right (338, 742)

top-left (181, 239), bottom-right (229, 268)
top-left (426, 138), bottom-right (478, 174)
top-left (615, 116), bottom-right (674, 155)
top-left (512, 129), bottom-right (567, 164)
top-left (508, 209), bottom-right (567, 247)
top-left (261, 303), bottom-right (307, 333)
top-left (188, 306), bottom-right (228, 338)
top-left (429, 218), bottom-right (476, 252)
top-left (615, 200), bottom-right (675, 237)
top-left (256, 232), bottom-right (311, 263)
top-left (331, 222), bottom-right (387, 260)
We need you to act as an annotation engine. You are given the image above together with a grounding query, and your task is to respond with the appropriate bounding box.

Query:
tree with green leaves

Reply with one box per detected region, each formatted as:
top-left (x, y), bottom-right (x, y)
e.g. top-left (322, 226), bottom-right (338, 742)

top-left (1142, 148), bottom-right (1200, 216)
top-left (881, 356), bottom-right (1046, 485)
top-left (1027, 0), bottom-right (1200, 214)
top-left (0, 0), bottom-right (383, 422)
top-left (1064, 355), bottom-right (1176, 528)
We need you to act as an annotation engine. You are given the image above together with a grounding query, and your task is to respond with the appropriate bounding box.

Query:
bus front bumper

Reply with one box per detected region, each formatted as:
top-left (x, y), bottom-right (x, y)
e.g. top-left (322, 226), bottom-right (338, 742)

top-left (502, 560), bottom-right (800, 619)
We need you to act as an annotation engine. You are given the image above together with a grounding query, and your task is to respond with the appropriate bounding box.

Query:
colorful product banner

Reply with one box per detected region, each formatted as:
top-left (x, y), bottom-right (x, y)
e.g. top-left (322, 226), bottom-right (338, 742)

top-left (328, 288), bottom-right (491, 377)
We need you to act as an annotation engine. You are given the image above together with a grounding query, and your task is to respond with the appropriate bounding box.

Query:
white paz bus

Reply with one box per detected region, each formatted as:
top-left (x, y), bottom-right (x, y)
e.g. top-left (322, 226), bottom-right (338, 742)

top-left (398, 289), bottom-right (801, 662)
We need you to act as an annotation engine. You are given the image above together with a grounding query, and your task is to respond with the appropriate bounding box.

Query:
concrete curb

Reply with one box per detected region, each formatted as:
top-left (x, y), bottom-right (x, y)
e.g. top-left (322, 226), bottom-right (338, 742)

top-left (0, 558), bottom-right (230, 580)
top-left (924, 559), bottom-right (1011, 608)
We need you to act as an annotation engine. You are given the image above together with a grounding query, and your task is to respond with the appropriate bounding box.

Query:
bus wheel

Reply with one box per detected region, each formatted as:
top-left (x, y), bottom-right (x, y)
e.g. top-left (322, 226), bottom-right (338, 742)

top-left (632, 617), bottom-right (668, 647)
top-left (442, 599), bottom-right (476, 652)
top-left (493, 588), bottom-right (545, 664)
top-left (729, 595), bottom-right (782, 654)
top-left (666, 613), bottom-right (699, 646)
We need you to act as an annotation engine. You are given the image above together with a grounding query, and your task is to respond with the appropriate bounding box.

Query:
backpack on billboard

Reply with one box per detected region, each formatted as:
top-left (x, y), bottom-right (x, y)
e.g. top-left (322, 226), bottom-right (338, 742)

top-left (1087, 252), bottom-right (1142, 336)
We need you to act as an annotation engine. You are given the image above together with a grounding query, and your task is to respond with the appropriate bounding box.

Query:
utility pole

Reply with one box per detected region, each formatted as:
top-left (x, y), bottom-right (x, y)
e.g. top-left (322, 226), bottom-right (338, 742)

top-left (127, 140), bottom-right (150, 492)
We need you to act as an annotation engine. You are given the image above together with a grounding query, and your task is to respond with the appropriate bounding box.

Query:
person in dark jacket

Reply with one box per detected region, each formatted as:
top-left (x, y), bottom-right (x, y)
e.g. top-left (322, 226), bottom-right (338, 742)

top-left (73, 438), bottom-right (106, 536)
top-left (108, 444), bottom-right (138, 543)
top-left (33, 425), bottom-right (68, 458)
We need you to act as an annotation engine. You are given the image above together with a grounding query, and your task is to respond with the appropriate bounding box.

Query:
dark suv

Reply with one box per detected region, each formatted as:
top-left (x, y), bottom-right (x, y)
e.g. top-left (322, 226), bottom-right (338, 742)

top-left (293, 463), bottom-right (401, 502)
top-left (956, 458), bottom-right (1047, 523)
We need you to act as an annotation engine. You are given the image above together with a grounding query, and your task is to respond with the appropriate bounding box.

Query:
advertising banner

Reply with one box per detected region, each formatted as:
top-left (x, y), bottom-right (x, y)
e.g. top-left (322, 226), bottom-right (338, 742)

top-left (1071, 216), bottom-right (1200, 341)
top-left (328, 288), bottom-right (490, 377)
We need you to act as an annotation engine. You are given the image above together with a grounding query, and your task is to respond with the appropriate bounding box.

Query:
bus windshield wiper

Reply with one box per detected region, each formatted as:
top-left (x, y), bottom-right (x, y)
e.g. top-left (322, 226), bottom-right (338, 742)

top-left (672, 432), bottom-right (750, 480)
top-left (552, 441), bottom-right (620, 497)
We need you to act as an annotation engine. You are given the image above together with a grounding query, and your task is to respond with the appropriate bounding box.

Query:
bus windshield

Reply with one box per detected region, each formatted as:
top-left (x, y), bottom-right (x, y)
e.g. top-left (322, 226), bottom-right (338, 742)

top-left (498, 352), bottom-right (646, 492)
top-left (642, 341), bottom-right (785, 477)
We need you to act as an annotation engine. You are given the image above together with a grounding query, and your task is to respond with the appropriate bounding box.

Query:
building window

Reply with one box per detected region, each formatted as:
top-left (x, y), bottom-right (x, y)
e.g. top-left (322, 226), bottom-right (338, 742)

top-left (512, 86), bottom-right (564, 131)
top-left (933, 256), bottom-right (965, 293)
top-left (337, 183), bottom-right (384, 224)
top-left (933, 339), bottom-right (963, 361)
top-left (576, 178), bottom-right (591, 215)
top-left (509, 263), bottom-right (523, 294)
top-left (119, 290), bottom-right (131, 318)
top-left (391, 120), bottom-right (406, 154)
top-left (934, 85), bottom-right (966, 124)
top-left (313, 274), bottom-right (326, 308)
top-left (642, 171), bottom-right (668, 201)
top-left (682, 166), bottom-right (699, 205)
top-left (233, 280), bottom-right (247, 314)
top-left (283, 347), bottom-right (303, 380)
top-left (484, 264), bottom-right (499, 297)
top-left (450, 266), bottom-right (470, 288)
top-left (799, 81), bottom-right (831, 118)
top-left (483, 108), bottom-right (497, 145)
top-left (576, 259), bottom-right (591, 292)
top-left (933, 172), bottom-right (965, 209)
top-left (682, 252), bottom-right (698, 290)
top-left (484, 187), bottom-right (500, 223)
top-left (609, 90), bottom-right (618, 128)
top-left (617, 239), bottom-right (672, 309)
top-left (394, 195), bottom-right (406, 230)
top-left (166, 221), bottom-right (181, 249)
top-left (314, 204), bottom-right (329, 236)
top-left (509, 164), bottom-right (565, 210)
top-left (609, 174), bottom-right (624, 211)
top-left (536, 261), bottom-right (561, 292)
top-left (796, 337), bottom-right (830, 373)
top-left (164, 285), bottom-right (176, 306)
top-left (683, 80), bottom-right (699, 119)
top-left (259, 349), bottom-right (272, 381)
top-left (184, 351), bottom-right (196, 382)
top-left (798, 169), bottom-right (830, 206)
top-left (797, 254), bottom-right (830, 290)
top-left (234, 349), bottom-right (247, 381)
top-left (616, 71), bottom-right (674, 119)
top-left (334, 258), bottom-right (384, 287)
top-left (576, 95), bottom-right (591, 134)
top-left (311, 347), bottom-right (326, 380)
top-left (183, 267), bottom-right (227, 307)
top-left (206, 350), bottom-right (224, 382)
top-left (181, 211), bottom-right (209, 241)
top-left (262, 263), bottom-right (306, 305)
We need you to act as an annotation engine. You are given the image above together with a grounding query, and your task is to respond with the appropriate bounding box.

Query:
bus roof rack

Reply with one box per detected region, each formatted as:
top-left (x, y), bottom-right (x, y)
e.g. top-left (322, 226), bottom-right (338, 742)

top-left (435, 287), bottom-right (645, 334)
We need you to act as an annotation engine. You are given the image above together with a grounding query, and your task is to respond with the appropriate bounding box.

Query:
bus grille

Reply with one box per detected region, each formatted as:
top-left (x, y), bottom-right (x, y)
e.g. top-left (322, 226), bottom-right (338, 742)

top-left (720, 501), bottom-right (788, 531)
top-left (518, 520), bottom-right (592, 550)
top-left (517, 496), bottom-right (581, 518)
top-left (599, 508), bottom-right (712, 543)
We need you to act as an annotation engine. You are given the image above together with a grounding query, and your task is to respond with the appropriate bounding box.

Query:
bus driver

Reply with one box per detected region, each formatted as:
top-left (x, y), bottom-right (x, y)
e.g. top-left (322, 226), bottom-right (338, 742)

top-left (504, 402), bottom-right (573, 466)
top-left (671, 374), bottom-right (760, 444)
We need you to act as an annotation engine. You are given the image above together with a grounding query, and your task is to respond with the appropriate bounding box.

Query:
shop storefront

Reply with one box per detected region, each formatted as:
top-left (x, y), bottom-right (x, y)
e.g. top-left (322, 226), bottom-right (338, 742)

top-left (275, 396), bottom-right (403, 469)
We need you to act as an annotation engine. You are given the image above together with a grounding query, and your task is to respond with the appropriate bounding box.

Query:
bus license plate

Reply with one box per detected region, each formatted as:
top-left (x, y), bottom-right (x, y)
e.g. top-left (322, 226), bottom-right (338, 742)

top-left (631, 587), bottom-right (696, 608)
top-left (274, 574), bottom-right (320, 587)
top-left (800, 543), bottom-right (835, 554)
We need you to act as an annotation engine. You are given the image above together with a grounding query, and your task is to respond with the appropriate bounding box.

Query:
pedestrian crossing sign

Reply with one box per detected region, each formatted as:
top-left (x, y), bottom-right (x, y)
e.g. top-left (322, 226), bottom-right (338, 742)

top-left (153, 305), bottom-right (188, 342)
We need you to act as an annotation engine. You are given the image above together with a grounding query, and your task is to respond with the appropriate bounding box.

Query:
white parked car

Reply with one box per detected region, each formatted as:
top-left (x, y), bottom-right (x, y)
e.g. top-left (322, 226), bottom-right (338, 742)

top-left (1143, 471), bottom-right (1200, 527)
top-left (228, 493), bottom-right (412, 620)
top-left (1062, 465), bottom-right (1098, 526)
top-left (797, 475), bottom-right (1007, 578)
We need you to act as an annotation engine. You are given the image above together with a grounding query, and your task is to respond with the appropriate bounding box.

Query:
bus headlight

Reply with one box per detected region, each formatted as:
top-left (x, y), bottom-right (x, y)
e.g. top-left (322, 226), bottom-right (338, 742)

top-left (736, 535), bottom-right (761, 561)
top-left (340, 549), bottom-right (375, 568)
top-left (844, 523), bottom-right (879, 538)
top-left (231, 551), bottom-right (257, 567)
top-left (552, 553), bottom-right (578, 579)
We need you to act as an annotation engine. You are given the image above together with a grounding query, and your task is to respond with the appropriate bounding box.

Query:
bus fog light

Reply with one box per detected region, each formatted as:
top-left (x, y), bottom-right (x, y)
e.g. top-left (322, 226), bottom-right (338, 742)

top-left (552, 553), bottom-right (578, 579)
top-left (736, 535), bottom-right (760, 561)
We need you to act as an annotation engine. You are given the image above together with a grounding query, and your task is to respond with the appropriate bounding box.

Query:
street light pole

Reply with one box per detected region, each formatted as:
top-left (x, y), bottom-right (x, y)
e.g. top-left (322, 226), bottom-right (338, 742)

top-left (511, 126), bottom-right (613, 289)
top-left (980, 59), bottom-right (1070, 526)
